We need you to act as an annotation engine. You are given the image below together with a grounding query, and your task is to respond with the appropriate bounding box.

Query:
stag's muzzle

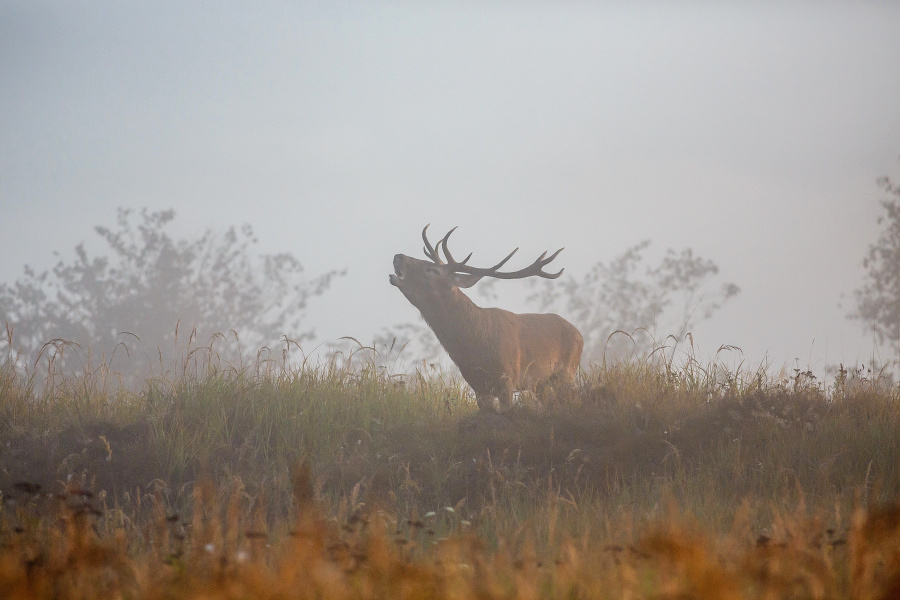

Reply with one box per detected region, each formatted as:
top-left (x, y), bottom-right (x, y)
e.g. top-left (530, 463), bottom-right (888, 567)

top-left (389, 254), bottom-right (405, 287)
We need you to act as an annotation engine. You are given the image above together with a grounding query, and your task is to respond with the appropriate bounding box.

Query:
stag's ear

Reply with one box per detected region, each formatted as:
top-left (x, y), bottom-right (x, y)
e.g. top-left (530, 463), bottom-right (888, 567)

top-left (453, 272), bottom-right (484, 288)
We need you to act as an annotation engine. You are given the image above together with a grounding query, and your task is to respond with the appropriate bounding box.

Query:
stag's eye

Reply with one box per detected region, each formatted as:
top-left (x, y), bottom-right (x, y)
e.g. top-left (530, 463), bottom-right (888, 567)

top-left (426, 267), bottom-right (441, 277)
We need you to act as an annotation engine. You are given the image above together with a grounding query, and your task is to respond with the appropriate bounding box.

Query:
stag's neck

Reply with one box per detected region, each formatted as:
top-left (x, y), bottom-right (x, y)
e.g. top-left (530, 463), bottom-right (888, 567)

top-left (418, 289), bottom-right (489, 347)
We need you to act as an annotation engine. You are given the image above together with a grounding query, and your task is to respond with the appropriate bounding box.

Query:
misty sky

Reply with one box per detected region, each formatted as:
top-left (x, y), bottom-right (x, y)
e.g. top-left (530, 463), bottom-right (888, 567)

top-left (2, 2), bottom-right (900, 375)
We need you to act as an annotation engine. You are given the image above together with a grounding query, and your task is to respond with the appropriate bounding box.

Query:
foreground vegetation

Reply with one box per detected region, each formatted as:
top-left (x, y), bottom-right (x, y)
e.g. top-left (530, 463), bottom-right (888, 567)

top-left (1, 340), bottom-right (899, 598)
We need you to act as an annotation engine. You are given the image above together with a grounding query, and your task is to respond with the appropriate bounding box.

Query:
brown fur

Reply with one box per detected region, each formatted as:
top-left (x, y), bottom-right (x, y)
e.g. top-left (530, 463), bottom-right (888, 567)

top-left (390, 253), bottom-right (583, 411)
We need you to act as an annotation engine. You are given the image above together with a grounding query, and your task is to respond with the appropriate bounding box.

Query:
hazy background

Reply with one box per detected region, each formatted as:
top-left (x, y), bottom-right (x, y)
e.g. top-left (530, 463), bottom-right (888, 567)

top-left (2, 2), bottom-right (899, 375)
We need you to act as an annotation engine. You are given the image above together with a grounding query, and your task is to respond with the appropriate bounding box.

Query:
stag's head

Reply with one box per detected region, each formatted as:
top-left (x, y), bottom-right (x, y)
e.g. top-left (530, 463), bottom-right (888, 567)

top-left (389, 225), bottom-right (565, 308)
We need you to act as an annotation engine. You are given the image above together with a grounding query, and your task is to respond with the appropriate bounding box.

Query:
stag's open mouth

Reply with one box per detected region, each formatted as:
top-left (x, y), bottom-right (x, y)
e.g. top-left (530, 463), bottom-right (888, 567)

top-left (389, 255), bottom-right (405, 287)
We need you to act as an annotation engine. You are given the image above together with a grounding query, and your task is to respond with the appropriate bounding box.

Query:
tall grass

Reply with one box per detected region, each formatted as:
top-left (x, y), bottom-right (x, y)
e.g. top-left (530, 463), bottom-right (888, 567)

top-left (1, 336), bottom-right (899, 598)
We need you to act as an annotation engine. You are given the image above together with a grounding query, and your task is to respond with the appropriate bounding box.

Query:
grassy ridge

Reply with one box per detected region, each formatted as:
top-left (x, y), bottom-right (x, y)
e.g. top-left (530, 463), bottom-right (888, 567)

top-left (1, 344), bottom-right (899, 597)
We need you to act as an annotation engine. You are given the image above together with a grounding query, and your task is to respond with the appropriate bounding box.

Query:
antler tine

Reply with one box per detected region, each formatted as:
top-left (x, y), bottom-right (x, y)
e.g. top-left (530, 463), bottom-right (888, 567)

top-left (438, 227), bottom-right (477, 266)
top-left (437, 227), bottom-right (458, 264)
top-left (452, 246), bottom-right (566, 280)
top-left (422, 226), bottom-right (565, 280)
top-left (421, 224), bottom-right (444, 265)
top-left (483, 247), bottom-right (519, 272)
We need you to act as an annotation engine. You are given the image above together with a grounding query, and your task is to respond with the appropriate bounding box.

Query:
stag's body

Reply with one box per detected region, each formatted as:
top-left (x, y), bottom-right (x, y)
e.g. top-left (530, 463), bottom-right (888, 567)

top-left (390, 226), bottom-right (583, 411)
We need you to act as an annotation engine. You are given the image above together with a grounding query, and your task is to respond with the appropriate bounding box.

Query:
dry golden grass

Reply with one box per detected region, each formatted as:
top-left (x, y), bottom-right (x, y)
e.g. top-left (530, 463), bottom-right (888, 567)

top-left (1, 340), bottom-right (899, 598)
top-left (3, 478), bottom-right (900, 599)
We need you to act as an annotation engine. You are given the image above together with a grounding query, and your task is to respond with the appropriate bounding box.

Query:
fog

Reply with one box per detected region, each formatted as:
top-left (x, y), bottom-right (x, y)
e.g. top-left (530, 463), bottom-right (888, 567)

top-left (2, 2), bottom-right (899, 376)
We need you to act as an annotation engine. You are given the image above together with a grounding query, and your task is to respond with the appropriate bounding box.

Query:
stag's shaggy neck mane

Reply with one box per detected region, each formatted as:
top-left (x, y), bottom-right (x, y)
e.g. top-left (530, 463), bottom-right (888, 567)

top-left (419, 287), bottom-right (476, 335)
top-left (416, 288), bottom-right (504, 359)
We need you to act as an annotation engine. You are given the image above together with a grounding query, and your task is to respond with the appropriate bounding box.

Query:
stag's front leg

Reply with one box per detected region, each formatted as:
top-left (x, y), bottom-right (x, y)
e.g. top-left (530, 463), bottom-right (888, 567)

top-left (475, 387), bottom-right (513, 412)
top-left (495, 380), bottom-right (515, 412)
top-left (475, 393), bottom-right (499, 413)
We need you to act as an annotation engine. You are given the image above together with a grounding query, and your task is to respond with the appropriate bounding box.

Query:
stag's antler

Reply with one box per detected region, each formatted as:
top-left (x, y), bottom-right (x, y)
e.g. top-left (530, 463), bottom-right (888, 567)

top-left (421, 225), bottom-right (565, 280)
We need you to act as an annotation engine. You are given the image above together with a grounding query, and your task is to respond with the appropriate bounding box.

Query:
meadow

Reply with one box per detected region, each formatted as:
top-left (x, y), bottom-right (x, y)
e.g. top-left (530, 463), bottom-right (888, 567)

top-left (1, 337), bottom-right (899, 599)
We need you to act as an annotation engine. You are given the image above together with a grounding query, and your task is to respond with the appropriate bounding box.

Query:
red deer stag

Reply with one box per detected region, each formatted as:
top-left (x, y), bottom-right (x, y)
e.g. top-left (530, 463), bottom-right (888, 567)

top-left (389, 225), bottom-right (583, 412)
